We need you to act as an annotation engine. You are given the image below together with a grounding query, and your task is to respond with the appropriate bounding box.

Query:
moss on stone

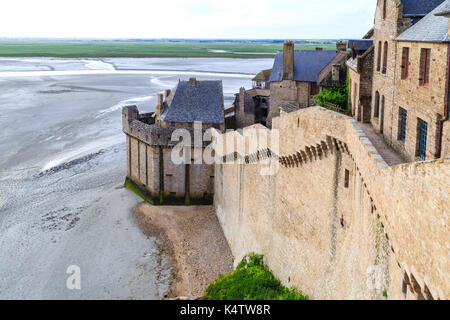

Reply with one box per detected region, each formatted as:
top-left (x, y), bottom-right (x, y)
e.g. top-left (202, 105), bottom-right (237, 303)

top-left (124, 178), bottom-right (154, 205)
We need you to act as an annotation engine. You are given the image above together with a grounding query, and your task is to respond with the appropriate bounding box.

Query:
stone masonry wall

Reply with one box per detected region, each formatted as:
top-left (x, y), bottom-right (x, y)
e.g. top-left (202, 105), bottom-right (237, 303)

top-left (371, 0), bottom-right (408, 138)
top-left (268, 80), bottom-right (311, 127)
top-left (214, 106), bottom-right (449, 300)
top-left (392, 41), bottom-right (448, 161)
top-left (123, 106), bottom-right (214, 205)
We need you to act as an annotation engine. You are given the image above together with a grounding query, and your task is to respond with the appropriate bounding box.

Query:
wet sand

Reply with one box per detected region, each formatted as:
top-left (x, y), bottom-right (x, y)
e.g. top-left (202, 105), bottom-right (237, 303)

top-left (0, 57), bottom-right (271, 299)
top-left (133, 204), bottom-right (233, 299)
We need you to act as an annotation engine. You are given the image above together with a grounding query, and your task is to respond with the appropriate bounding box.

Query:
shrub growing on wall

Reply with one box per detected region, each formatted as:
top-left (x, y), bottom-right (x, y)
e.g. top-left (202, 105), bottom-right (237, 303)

top-left (314, 86), bottom-right (348, 111)
top-left (202, 254), bottom-right (308, 300)
top-left (314, 70), bottom-right (350, 112)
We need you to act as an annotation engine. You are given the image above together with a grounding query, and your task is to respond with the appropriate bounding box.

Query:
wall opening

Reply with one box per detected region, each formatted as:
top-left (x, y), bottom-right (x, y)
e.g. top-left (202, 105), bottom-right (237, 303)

top-left (344, 169), bottom-right (350, 188)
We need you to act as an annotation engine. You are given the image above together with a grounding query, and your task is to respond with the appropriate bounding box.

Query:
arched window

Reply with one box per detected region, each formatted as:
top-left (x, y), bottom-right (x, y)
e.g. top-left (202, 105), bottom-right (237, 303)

top-left (382, 41), bottom-right (388, 74)
top-left (374, 91), bottom-right (380, 118)
top-left (383, 0), bottom-right (387, 20)
top-left (377, 42), bottom-right (382, 71)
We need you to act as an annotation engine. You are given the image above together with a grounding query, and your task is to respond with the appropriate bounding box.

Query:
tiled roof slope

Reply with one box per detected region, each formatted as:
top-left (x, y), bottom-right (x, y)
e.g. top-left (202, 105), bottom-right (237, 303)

top-left (269, 50), bottom-right (336, 83)
top-left (318, 51), bottom-right (349, 85)
top-left (160, 80), bottom-right (225, 124)
top-left (434, 0), bottom-right (450, 15)
top-left (401, 0), bottom-right (446, 17)
top-left (396, 0), bottom-right (450, 42)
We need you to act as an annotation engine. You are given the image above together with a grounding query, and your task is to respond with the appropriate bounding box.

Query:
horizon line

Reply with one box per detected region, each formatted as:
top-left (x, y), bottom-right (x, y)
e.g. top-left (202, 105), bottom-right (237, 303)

top-left (0, 37), bottom-right (349, 41)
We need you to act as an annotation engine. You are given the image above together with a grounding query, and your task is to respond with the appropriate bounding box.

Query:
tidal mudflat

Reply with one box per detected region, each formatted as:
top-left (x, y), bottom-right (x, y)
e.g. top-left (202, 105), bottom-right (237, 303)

top-left (0, 57), bottom-right (272, 299)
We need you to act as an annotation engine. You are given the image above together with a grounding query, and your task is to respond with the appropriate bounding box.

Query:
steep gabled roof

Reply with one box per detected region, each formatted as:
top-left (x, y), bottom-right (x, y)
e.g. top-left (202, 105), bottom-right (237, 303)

top-left (396, 0), bottom-right (450, 42)
top-left (318, 51), bottom-right (349, 86)
top-left (269, 50), bottom-right (337, 83)
top-left (401, 0), bottom-right (446, 17)
top-left (434, 0), bottom-right (450, 16)
top-left (159, 80), bottom-right (224, 124)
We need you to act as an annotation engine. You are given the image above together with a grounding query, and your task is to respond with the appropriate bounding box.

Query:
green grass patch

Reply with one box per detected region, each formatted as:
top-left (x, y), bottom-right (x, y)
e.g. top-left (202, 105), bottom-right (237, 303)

top-left (0, 40), bottom-right (337, 58)
top-left (202, 254), bottom-right (308, 300)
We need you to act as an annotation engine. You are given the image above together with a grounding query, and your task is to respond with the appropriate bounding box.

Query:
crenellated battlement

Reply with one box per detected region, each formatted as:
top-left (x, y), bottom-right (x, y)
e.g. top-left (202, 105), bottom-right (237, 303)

top-left (214, 106), bottom-right (449, 300)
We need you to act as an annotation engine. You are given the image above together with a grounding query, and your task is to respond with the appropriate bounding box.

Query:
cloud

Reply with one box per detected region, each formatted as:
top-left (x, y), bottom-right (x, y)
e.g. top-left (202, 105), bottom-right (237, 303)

top-left (0, 0), bottom-right (376, 39)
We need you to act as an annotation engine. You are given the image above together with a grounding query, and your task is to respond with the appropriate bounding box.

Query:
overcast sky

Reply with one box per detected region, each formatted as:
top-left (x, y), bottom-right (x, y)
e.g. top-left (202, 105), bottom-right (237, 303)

top-left (0, 0), bottom-right (376, 39)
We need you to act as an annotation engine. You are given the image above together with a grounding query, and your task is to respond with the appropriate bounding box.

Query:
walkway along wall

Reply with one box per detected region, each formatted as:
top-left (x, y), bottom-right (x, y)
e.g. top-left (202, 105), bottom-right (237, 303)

top-left (214, 106), bottom-right (449, 300)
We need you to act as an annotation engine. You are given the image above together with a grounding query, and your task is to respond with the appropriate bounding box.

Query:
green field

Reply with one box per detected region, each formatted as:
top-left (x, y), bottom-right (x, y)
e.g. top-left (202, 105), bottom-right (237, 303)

top-left (0, 40), bottom-right (338, 58)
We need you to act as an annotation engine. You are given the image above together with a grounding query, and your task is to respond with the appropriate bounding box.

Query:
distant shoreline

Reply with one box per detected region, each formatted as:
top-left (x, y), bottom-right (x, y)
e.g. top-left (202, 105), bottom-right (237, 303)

top-left (0, 40), bottom-right (336, 59)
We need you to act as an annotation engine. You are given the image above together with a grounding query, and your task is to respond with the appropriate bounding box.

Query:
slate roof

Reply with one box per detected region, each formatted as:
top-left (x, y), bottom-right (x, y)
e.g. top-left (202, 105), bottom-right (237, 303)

top-left (396, 0), bottom-right (450, 42)
top-left (348, 39), bottom-right (373, 51)
top-left (434, 0), bottom-right (450, 15)
top-left (318, 51), bottom-right (349, 86)
top-left (269, 50), bottom-right (337, 83)
top-left (159, 80), bottom-right (225, 124)
top-left (401, 0), bottom-right (446, 17)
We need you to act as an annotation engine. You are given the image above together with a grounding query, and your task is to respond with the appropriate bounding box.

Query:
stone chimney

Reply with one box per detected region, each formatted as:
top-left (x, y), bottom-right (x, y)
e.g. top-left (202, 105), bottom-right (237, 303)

top-left (165, 89), bottom-right (171, 100)
top-left (332, 64), bottom-right (341, 82)
top-left (156, 93), bottom-right (164, 121)
top-left (336, 41), bottom-right (347, 52)
top-left (189, 77), bottom-right (197, 86)
top-left (282, 41), bottom-right (294, 81)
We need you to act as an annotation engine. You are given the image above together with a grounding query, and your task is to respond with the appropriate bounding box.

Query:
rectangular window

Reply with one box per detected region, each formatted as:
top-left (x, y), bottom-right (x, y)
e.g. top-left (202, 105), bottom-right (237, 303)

top-left (420, 49), bottom-right (431, 86)
top-left (344, 169), bottom-right (350, 188)
top-left (382, 42), bottom-right (388, 74)
top-left (310, 82), bottom-right (319, 96)
top-left (398, 108), bottom-right (407, 142)
top-left (401, 47), bottom-right (409, 80)
top-left (417, 118), bottom-right (428, 160)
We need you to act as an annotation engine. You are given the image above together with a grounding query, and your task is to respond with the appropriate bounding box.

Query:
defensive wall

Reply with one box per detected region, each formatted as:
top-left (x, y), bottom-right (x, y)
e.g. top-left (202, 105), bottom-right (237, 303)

top-left (123, 106), bottom-right (215, 205)
top-left (213, 106), bottom-right (449, 300)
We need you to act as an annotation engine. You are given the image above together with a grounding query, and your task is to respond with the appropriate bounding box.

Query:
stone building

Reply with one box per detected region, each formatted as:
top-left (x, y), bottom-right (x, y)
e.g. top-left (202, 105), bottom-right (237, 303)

top-left (233, 69), bottom-right (271, 128)
top-left (267, 41), bottom-right (348, 127)
top-left (252, 69), bottom-right (272, 89)
top-left (368, 0), bottom-right (448, 161)
top-left (122, 78), bottom-right (225, 205)
top-left (347, 38), bottom-right (374, 122)
top-left (233, 87), bottom-right (270, 128)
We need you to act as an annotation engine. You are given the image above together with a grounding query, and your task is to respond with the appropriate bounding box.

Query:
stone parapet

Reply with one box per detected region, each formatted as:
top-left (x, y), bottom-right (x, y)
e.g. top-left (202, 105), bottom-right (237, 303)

top-left (214, 106), bottom-right (449, 299)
